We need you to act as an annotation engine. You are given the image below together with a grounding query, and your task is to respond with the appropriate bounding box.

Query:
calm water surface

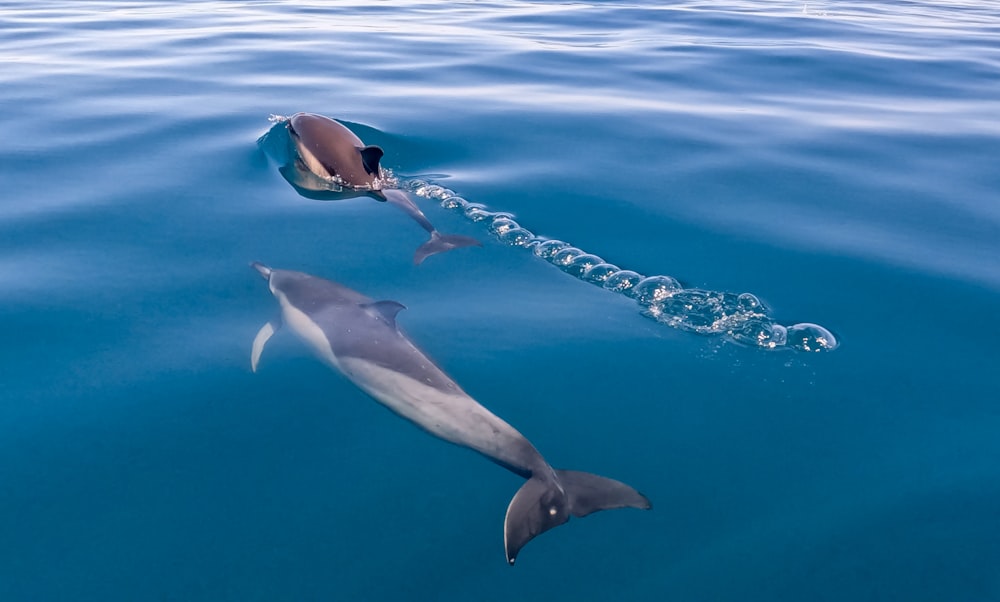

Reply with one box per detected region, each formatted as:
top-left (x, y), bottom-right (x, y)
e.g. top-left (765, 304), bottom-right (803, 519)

top-left (2, 2), bottom-right (999, 600)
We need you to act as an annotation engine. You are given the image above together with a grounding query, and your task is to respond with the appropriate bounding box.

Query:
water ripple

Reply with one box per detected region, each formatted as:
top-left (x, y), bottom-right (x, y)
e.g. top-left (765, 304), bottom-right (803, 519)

top-left (407, 179), bottom-right (838, 353)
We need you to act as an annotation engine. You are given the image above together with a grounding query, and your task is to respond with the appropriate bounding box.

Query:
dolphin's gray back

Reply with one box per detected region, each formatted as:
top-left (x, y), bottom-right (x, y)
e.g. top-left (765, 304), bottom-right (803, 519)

top-left (288, 113), bottom-right (378, 188)
top-left (271, 268), bottom-right (370, 308)
top-left (272, 269), bottom-right (461, 395)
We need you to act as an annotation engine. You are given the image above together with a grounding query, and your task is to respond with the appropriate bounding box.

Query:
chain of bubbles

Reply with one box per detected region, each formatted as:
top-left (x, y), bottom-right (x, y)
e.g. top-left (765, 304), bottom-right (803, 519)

top-left (405, 179), bottom-right (839, 353)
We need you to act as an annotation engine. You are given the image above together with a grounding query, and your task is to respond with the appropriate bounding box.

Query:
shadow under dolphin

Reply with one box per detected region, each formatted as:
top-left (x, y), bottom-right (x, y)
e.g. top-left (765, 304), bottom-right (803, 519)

top-left (260, 113), bottom-right (481, 265)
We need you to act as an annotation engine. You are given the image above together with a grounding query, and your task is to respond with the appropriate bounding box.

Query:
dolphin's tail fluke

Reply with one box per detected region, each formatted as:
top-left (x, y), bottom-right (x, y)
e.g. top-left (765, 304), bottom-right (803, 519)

top-left (503, 469), bottom-right (651, 565)
top-left (413, 231), bottom-right (482, 265)
top-left (380, 189), bottom-right (482, 264)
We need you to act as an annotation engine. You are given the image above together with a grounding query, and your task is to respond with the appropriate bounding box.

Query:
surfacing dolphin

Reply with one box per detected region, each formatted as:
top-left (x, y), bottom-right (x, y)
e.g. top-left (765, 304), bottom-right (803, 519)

top-left (250, 262), bottom-right (651, 564)
top-left (284, 112), bottom-right (480, 265)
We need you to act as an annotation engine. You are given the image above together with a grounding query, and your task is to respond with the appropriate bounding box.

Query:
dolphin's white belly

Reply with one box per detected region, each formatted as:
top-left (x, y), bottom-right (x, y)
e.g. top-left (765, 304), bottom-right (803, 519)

top-left (339, 356), bottom-right (531, 471)
top-left (278, 295), bottom-right (342, 371)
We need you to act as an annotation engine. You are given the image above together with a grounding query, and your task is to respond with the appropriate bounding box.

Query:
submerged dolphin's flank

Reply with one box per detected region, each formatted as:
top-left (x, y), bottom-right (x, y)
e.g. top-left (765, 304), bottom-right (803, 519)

top-left (250, 262), bottom-right (651, 564)
top-left (285, 113), bottom-right (480, 264)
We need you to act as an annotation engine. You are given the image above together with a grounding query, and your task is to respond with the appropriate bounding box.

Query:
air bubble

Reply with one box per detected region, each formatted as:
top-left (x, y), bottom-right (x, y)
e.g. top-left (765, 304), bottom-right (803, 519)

top-left (641, 302), bottom-right (676, 325)
top-left (489, 217), bottom-right (519, 236)
top-left (486, 212), bottom-right (516, 230)
top-left (767, 324), bottom-right (789, 347)
top-left (551, 247), bottom-right (584, 266)
top-left (631, 275), bottom-right (682, 305)
top-left (730, 318), bottom-right (787, 349)
top-left (582, 263), bottom-right (620, 284)
top-left (418, 184), bottom-right (448, 199)
top-left (499, 227), bottom-right (535, 247)
top-left (603, 270), bottom-right (644, 294)
top-left (562, 254), bottom-right (604, 278)
top-left (379, 169), bottom-right (399, 189)
top-left (659, 290), bottom-right (718, 332)
top-left (413, 184), bottom-right (442, 198)
top-left (440, 196), bottom-right (469, 211)
top-left (737, 292), bottom-right (762, 312)
top-left (533, 240), bottom-right (570, 259)
top-left (463, 204), bottom-right (490, 221)
top-left (785, 323), bottom-right (839, 352)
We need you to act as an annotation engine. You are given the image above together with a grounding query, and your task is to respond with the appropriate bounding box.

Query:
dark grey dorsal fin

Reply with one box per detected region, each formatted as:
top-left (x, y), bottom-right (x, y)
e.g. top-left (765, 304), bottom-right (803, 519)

top-left (360, 145), bottom-right (384, 176)
top-left (362, 300), bottom-right (405, 326)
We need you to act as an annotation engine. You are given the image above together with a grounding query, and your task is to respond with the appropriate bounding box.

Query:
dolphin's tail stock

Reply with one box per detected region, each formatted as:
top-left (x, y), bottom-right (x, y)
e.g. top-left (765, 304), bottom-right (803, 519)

top-left (413, 230), bottom-right (482, 265)
top-left (503, 469), bottom-right (651, 565)
top-left (379, 189), bottom-right (481, 264)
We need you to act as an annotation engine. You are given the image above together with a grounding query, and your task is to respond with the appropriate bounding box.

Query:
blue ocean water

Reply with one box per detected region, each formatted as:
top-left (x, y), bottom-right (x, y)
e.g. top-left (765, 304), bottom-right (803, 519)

top-left (2, 1), bottom-right (999, 599)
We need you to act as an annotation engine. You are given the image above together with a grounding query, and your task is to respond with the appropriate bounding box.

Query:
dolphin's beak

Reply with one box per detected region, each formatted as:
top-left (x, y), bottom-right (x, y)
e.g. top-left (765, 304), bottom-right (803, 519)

top-left (250, 262), bottom-right (272, 280)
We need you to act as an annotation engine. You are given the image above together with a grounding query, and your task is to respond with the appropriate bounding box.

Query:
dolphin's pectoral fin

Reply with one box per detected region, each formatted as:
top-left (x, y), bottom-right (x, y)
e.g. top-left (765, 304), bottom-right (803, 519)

top-left (413, 232), bottom-right (482, 265)
top-left (503, 470), bottom-right (650, 565)
top-left (360, 145), bottom-right (384, 175)
top-left (361, 300), bottom-right (406, 327)
top-left (251, 320), bottom-right (280, 373)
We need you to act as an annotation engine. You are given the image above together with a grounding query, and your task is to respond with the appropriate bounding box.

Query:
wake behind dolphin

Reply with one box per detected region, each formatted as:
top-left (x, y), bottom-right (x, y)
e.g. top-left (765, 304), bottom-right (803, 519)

top-left (249, 262), bottom-right (651, 564)
top-left (257, 113), bottom-right (480, 265)
top-left (405, 180), bottom-right (840, 353)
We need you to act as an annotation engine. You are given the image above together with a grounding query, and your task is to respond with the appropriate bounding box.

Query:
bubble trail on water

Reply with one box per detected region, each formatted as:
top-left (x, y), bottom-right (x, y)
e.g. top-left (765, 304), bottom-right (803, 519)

top-left (406, 179), bottom-right (838, 353)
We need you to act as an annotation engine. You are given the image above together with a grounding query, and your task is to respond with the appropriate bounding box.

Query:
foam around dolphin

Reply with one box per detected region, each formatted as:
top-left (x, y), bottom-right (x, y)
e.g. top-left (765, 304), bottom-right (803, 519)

top-left (284, 113), bottom-right (481, 265)
top-left (250, 262), bottom-right (651, 564)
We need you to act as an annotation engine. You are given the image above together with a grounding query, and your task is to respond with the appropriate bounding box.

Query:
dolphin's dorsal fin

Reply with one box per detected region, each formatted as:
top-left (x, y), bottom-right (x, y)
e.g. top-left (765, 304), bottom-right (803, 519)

top-left (360, 145), bottom-right (384, 175)
top-left (363, 300), bottom-right (405, 326)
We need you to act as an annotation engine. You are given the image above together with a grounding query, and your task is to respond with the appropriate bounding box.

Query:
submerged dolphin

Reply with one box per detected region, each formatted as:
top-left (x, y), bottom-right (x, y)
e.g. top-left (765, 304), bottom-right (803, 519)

top-left (250, 262), bottom-right (651, 564)
top-left (285, 112), bottom-right (480, 265)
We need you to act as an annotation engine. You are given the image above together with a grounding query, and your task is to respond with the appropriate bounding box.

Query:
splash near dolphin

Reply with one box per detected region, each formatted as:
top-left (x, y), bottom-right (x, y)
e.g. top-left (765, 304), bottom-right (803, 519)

top-left (249, 262), bottom-right (651, 564)
top-left (257, 113), bottom-right (480, 265)
top-left (403, 180), bottom-right (840, 353)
